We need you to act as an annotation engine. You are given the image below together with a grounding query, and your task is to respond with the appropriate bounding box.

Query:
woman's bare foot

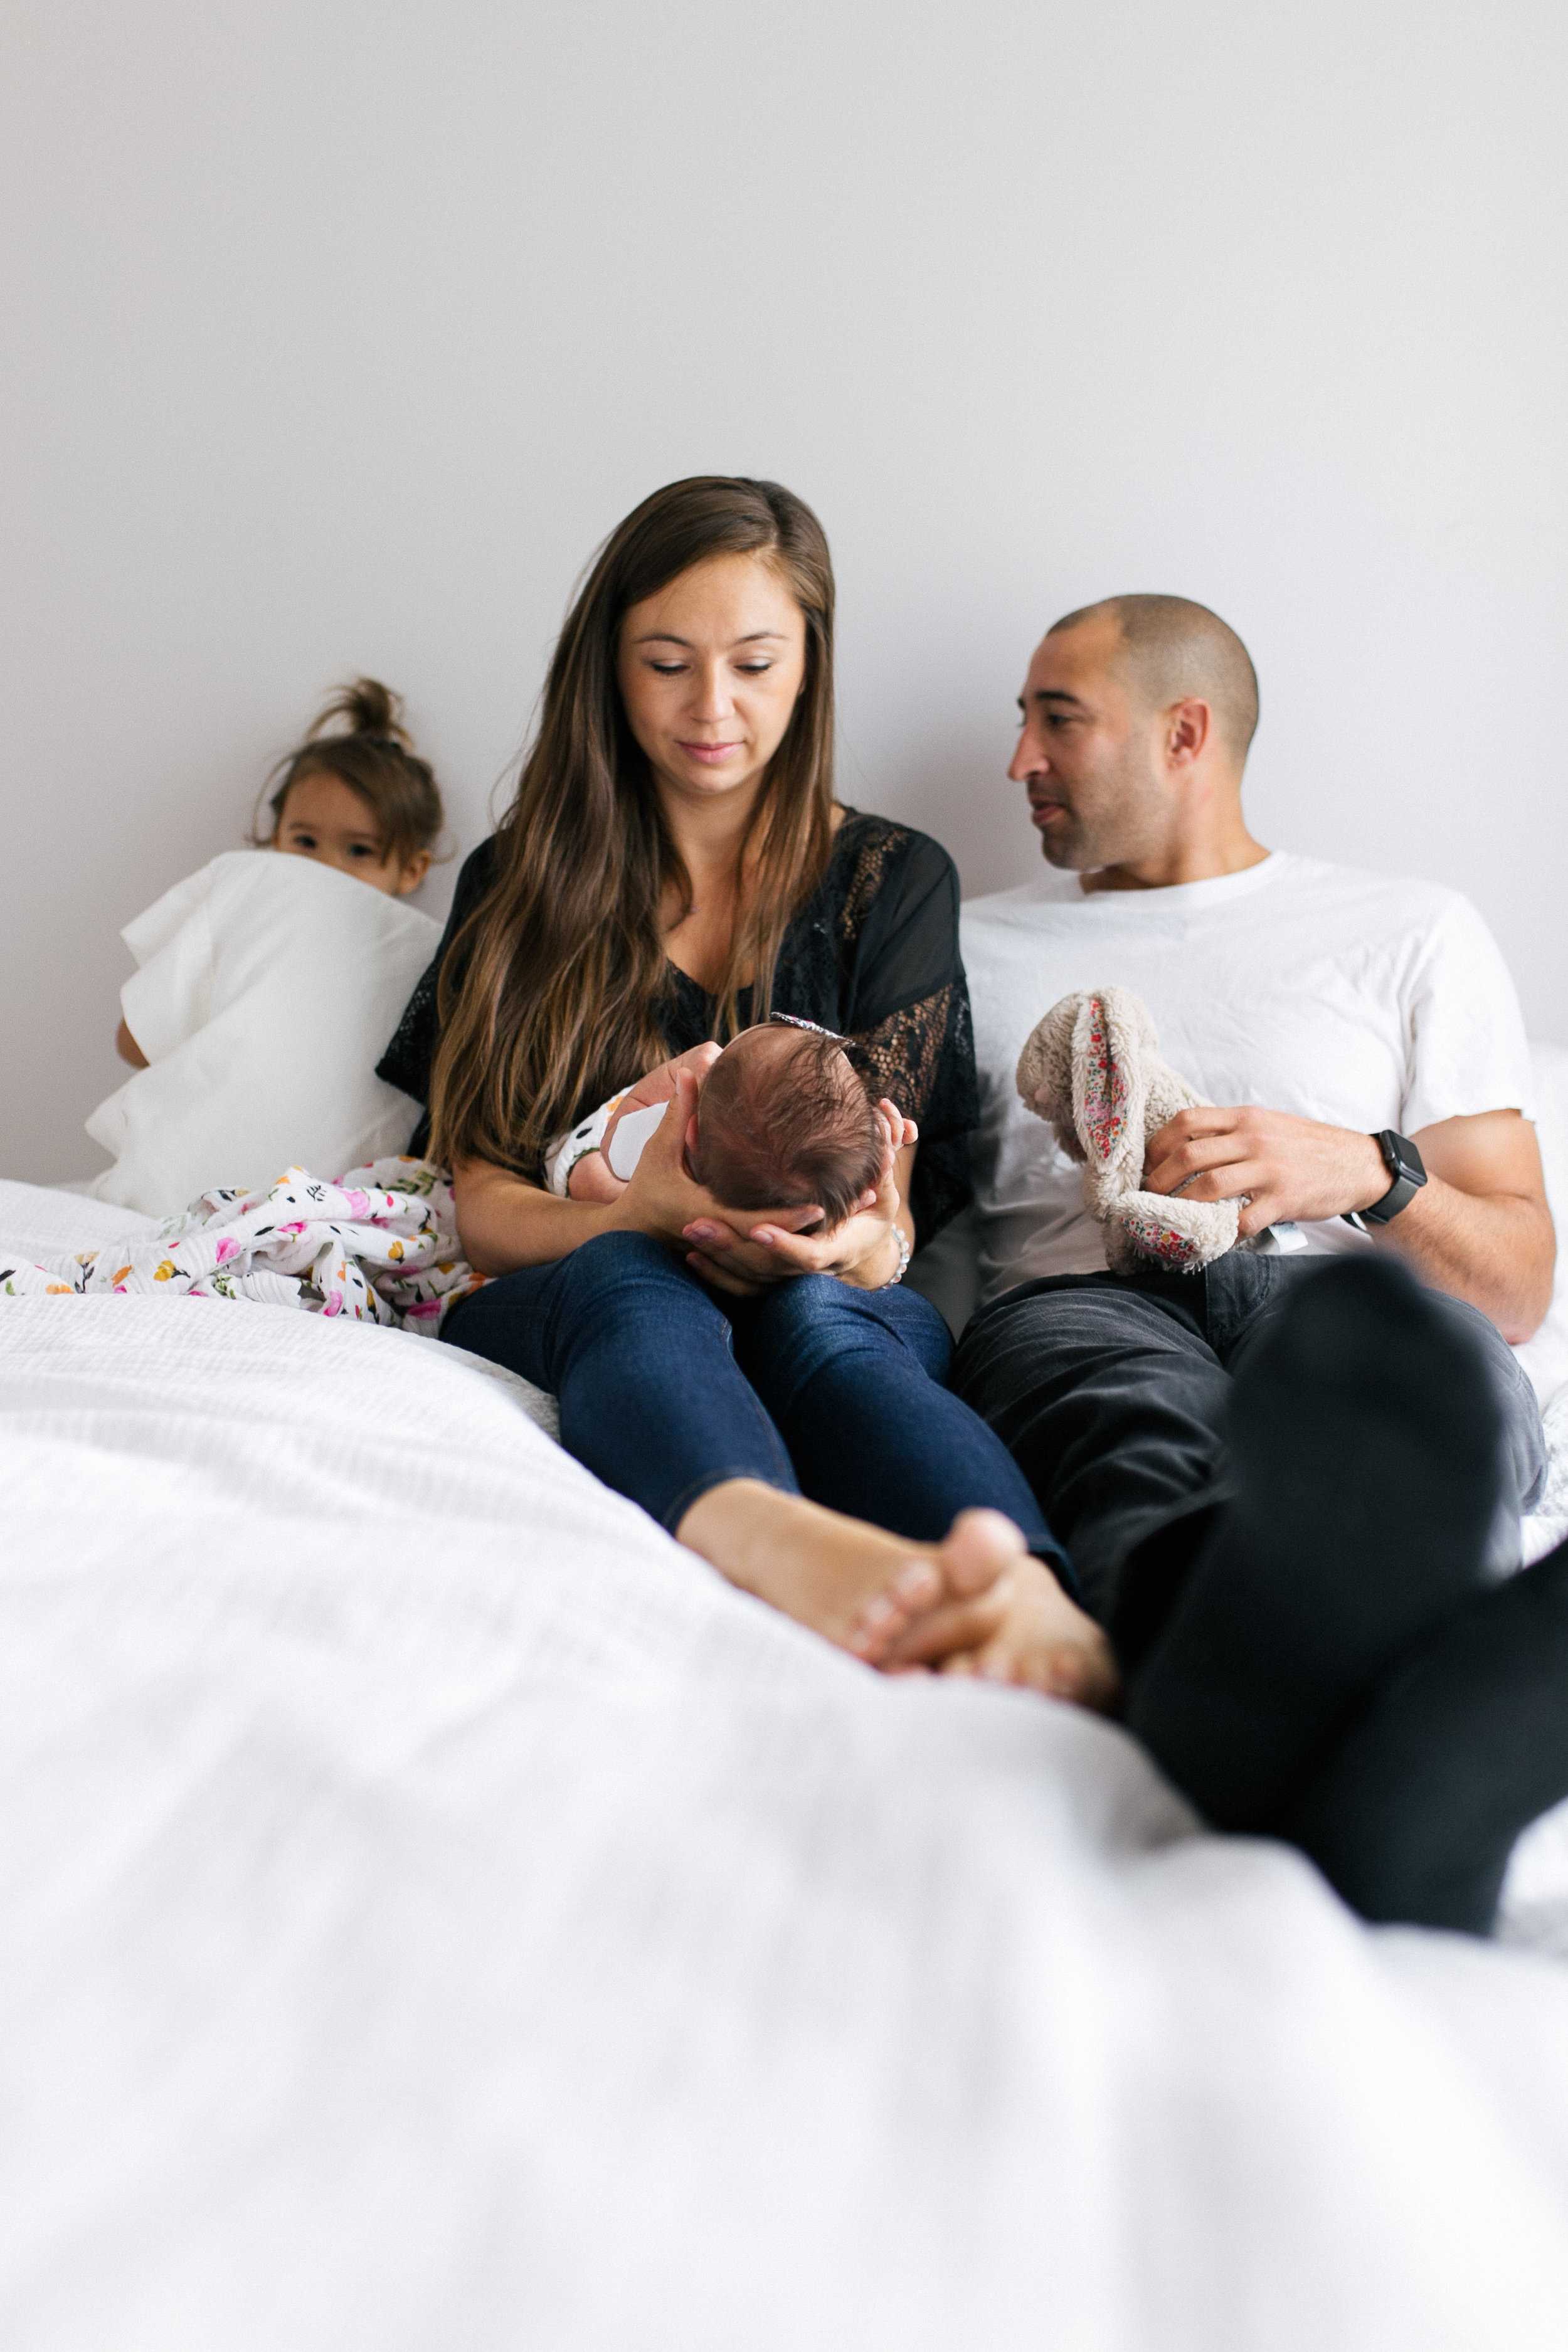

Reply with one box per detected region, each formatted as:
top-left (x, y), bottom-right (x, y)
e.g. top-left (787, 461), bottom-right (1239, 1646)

top-left (882, 1555), bottom-right (1121, 1713)
top-left (675, 1483), bottom-right (1027, 1660)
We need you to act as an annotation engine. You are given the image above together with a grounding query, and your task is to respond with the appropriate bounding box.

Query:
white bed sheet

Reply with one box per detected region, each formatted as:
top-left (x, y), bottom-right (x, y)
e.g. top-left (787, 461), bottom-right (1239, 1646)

top-left (4, 1180), bottom-right (1568, 2349)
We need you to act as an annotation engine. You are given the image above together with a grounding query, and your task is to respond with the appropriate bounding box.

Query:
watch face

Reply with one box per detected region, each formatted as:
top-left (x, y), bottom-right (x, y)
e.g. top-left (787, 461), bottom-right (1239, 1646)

top-left (1379, 1132), bottom-right (1426, 1192)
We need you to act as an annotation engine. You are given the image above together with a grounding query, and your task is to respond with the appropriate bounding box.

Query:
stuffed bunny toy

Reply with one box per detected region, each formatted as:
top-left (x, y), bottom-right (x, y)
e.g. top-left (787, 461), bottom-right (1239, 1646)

top-left (1015, 985), bottom-right (1240, 1274)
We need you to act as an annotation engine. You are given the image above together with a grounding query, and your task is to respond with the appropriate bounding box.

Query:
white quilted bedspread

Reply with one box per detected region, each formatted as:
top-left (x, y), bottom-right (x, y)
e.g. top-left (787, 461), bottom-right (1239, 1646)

top-left (3, 1180), bottom-right (1568, 2350)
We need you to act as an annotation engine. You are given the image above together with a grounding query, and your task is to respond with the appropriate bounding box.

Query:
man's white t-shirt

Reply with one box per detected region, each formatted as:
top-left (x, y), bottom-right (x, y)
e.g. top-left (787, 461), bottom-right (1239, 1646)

top-left (961, 852), bottom-right (1536, 1308)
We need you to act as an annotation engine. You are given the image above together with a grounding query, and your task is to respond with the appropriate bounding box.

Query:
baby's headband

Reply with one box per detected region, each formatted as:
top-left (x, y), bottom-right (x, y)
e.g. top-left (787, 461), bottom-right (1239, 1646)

top-left (768, 1013), bottom-right (847, 1043)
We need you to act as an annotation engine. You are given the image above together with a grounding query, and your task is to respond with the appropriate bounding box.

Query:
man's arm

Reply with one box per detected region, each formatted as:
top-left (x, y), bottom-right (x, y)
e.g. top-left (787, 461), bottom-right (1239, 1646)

top-left (1143, 1104), bottom-right (1555, 1344)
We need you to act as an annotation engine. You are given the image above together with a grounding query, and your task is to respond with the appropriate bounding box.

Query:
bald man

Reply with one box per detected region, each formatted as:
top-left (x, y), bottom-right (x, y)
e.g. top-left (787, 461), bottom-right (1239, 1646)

top-left (950, 595), bottom-right (1553, 1634)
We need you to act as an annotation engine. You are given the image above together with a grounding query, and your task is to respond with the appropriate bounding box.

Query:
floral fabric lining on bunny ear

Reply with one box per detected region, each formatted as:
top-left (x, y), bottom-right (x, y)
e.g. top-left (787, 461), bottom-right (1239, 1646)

top-left (1015, 986), bottom-right (1241, 1274)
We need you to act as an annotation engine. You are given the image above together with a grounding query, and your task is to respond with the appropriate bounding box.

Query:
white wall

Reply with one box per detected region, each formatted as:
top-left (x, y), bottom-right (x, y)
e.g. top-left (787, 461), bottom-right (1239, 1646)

top-left (3, 0), bottom-right (1564, 1183)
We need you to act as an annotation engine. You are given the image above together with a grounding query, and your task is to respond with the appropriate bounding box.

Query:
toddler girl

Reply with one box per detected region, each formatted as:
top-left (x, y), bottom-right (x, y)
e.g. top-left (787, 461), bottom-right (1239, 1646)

top-left (91, 683), bottom-right (447, 1213)
top-left (116, 678), bottom-right (443, 1069)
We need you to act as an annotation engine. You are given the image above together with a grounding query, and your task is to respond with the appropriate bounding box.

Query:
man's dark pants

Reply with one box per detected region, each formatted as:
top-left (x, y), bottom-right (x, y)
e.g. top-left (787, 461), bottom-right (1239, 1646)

top-left (951, 1253), bottom-right (1547, 1638)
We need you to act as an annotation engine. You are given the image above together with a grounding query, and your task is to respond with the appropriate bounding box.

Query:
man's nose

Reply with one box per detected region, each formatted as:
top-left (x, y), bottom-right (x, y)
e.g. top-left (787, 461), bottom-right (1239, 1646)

top-left (1007, 728), bottom-right (1046, 784)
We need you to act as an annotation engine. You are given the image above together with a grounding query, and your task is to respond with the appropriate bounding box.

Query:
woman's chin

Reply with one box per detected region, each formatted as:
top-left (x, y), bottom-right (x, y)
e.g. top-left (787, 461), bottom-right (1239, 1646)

top-left (654, 753), bottom-right (764, 803)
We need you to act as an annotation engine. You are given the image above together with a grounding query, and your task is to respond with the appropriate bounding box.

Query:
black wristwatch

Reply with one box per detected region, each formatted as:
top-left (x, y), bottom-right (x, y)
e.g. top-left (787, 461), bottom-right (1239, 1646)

top-left (1342, 1130), bottom-right (1428, 1232)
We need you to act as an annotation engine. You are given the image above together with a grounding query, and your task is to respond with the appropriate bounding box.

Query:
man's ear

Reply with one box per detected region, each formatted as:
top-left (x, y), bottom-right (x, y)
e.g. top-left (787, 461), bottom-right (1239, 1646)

top-left (1164, 698), bottom-right (1212, 770)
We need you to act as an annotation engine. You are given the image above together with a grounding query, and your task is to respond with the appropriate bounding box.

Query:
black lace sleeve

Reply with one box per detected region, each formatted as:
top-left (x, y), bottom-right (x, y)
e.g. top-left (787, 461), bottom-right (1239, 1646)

top-left (834, 825), bottom-right (978, 1245)
top-left (377, 838), bottom-right (499, 1121)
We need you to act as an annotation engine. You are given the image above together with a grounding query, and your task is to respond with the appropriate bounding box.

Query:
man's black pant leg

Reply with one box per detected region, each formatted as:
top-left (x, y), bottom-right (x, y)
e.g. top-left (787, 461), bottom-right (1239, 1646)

top-left (950, 1271), bottom-right (1232, 1623)
top-left (1208, 1251), bottom-right (1547, 1534)
top-left (954, 1254), bottom-right (1549, 1629)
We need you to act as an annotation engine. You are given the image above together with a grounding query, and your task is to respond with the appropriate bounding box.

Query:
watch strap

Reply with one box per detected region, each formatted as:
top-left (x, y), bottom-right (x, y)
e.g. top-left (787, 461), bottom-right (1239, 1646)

top-left (1348, 1130), bottom-right (1428, 1228)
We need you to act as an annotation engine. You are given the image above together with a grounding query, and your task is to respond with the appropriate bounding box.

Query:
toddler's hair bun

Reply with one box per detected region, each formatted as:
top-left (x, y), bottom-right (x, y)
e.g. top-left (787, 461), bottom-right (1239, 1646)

top-left (306, 675), bottom-right (413, 748)
top-left (253, 675), bottom-right (447, 864)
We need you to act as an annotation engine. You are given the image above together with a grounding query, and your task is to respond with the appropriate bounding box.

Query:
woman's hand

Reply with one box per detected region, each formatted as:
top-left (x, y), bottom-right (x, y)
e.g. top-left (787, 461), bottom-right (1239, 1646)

top-left (680, 1102), bottom-right (918, 1296)
top-left (600, 1041), bottom-right (723, 1167)
top-left (603, 1069), bottom-right (825, 1277)
top-left (567, 1042), bottom-right (723, 1203)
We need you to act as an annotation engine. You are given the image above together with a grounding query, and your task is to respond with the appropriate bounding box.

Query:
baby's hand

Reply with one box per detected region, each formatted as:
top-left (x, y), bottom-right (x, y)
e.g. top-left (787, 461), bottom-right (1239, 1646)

top-left (567, 1150), bottom-right (627, 1204)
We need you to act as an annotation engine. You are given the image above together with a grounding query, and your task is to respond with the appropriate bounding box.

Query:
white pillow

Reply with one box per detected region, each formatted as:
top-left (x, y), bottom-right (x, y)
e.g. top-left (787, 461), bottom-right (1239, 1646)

top-left (86, 851), bottom-right (440, 1216)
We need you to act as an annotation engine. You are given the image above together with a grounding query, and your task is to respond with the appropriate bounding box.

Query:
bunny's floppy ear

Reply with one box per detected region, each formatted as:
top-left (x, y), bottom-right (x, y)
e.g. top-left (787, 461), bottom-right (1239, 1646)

top-left (1069, 987), bottom-right (1152, 1194)
top-left (1015, 992), bottom-right (1087, 1163)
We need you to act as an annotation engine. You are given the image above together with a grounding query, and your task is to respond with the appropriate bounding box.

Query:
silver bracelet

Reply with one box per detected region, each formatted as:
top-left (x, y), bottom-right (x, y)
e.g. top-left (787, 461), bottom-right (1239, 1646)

top-left (882, 1226), bottom-right (913, 1286)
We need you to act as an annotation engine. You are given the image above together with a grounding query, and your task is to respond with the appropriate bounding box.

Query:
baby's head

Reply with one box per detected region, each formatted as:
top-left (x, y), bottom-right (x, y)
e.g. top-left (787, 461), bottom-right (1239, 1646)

top-left (691, 1020), bottom-right (882, 1229)
top-left (255, 677), bottom-right (444, 898)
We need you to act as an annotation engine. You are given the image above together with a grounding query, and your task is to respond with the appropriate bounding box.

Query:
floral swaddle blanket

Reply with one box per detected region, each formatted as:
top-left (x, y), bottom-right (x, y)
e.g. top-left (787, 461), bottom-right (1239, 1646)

top-left (1, 1158), bottom-right (484, 1334)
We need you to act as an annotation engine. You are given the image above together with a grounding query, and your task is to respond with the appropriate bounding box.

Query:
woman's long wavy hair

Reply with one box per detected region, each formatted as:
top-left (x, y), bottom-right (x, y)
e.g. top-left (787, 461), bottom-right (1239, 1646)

top-left (428, 477), bottom-right (837, 1174)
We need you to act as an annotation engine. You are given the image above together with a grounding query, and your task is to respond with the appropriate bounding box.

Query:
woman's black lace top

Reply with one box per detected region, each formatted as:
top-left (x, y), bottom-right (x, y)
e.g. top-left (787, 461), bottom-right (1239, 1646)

top-left (377, 810), bottom-right (978, 1244)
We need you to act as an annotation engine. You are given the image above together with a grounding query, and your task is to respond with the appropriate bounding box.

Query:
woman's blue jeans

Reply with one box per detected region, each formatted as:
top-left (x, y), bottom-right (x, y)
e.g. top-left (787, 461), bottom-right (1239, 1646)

top-left (443, 1232), bottom-right (1070, 1576)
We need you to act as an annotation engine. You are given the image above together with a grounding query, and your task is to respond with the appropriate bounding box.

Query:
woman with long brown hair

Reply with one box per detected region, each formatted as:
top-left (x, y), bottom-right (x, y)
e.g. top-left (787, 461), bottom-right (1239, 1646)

top-left (379, 477), bottom-right (1113, 1700)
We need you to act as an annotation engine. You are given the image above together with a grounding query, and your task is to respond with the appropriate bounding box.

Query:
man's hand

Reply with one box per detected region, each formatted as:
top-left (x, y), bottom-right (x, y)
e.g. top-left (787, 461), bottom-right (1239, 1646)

top-left (1143, 1102), bottom-right (1555, 1343)
top-left (1143, 1104), bottom-right (1389, 1235)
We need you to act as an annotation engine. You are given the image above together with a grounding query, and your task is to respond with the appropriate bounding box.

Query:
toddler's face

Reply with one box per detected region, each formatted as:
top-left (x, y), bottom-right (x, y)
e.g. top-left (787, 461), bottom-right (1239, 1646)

top-left (272, 771), bottom-right (429, 896)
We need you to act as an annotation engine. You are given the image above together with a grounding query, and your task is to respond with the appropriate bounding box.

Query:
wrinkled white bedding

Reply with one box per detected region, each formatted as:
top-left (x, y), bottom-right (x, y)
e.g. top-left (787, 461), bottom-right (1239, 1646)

top-left (3, 1178), bottom-right (1568, 2349)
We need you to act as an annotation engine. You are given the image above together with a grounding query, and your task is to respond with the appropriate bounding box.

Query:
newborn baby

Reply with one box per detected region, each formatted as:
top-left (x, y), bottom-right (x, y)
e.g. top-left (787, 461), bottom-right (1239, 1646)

top-left (546, 1019), bottom-right (884, 1229)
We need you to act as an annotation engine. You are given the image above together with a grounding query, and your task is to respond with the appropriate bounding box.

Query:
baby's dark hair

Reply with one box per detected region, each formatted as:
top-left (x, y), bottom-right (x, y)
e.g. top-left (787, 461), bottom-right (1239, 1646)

top-left (253, 678), bottom-right (445, 865)
top-left (691, 1027), bottom-right (882, 1230)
